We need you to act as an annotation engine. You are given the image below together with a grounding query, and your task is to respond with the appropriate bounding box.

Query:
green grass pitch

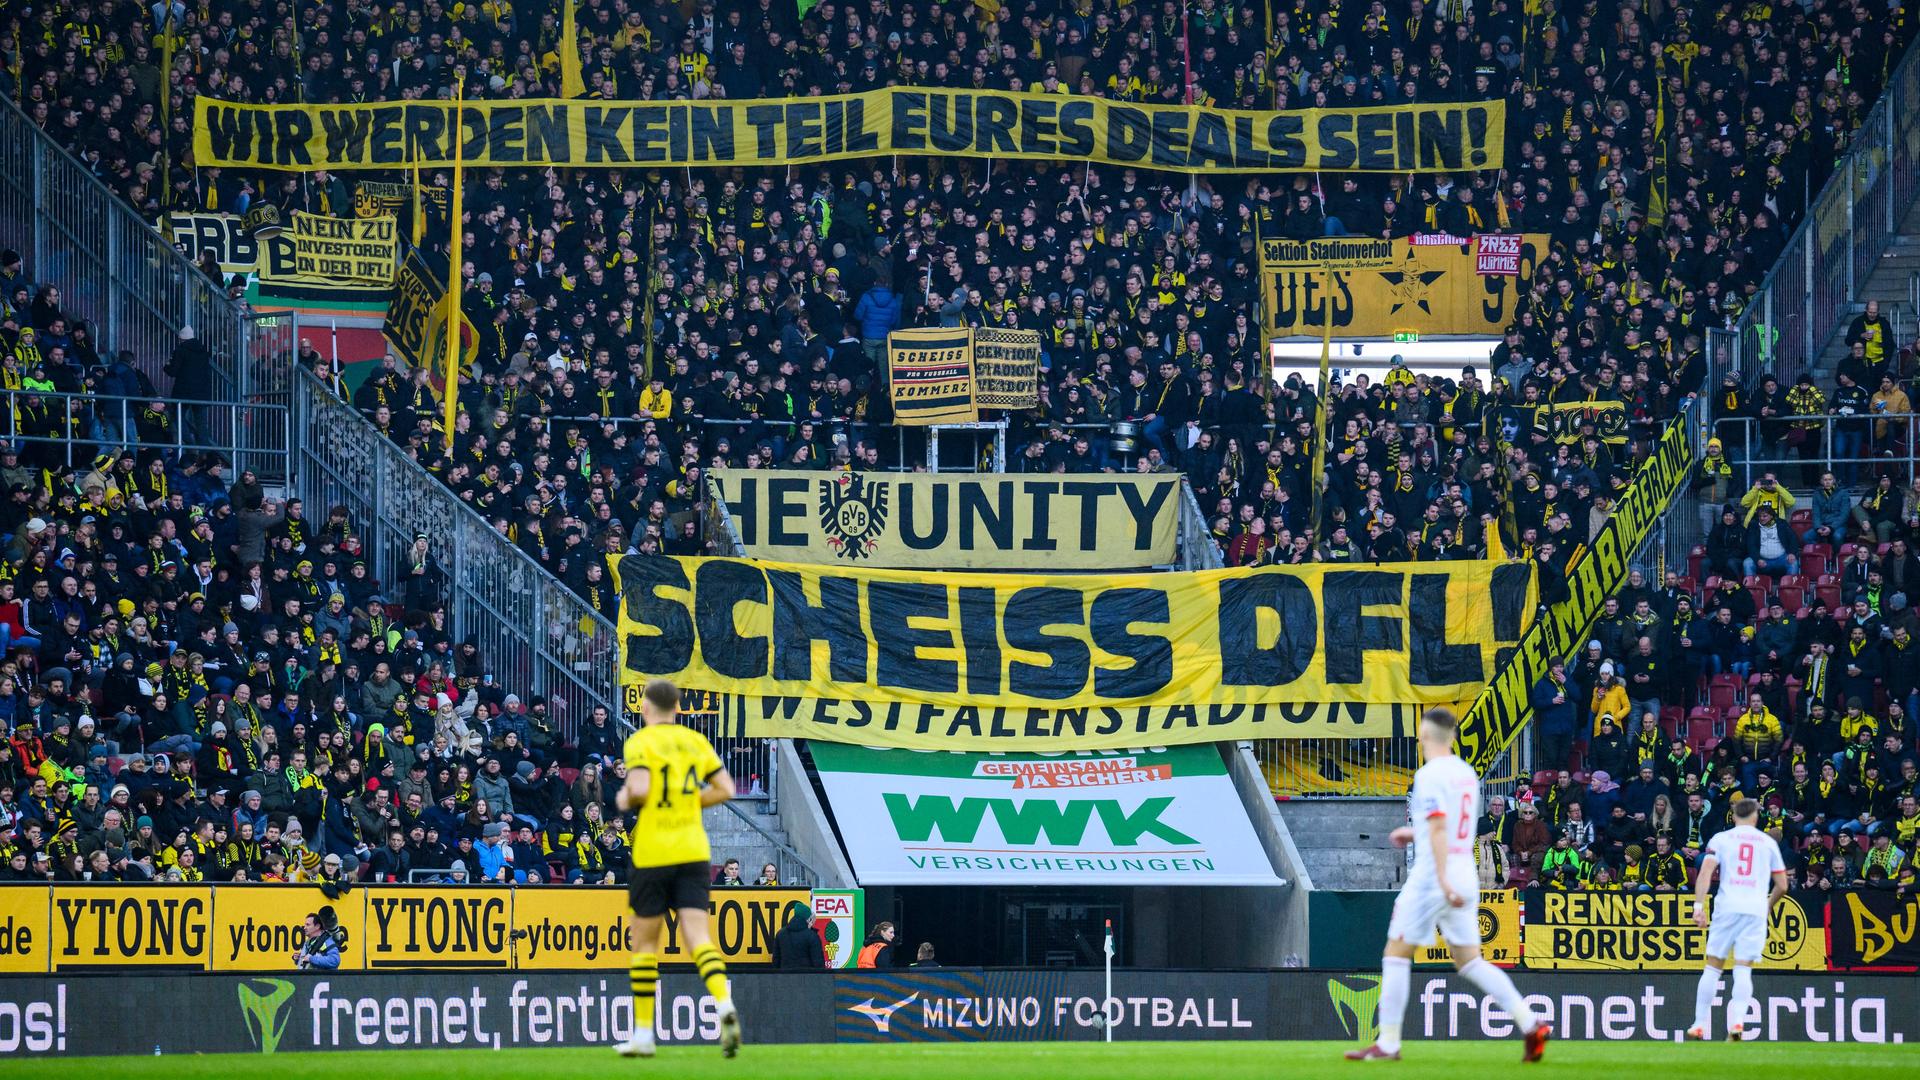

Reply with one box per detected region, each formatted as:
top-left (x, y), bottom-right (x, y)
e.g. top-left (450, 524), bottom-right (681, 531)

top-left (4, 1040), bottom-right (1916, 1079)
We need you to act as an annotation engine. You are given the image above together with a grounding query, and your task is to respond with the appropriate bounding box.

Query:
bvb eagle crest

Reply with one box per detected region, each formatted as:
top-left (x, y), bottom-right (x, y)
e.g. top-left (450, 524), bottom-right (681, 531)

top-left (818, 473), bottom-right (889, 560)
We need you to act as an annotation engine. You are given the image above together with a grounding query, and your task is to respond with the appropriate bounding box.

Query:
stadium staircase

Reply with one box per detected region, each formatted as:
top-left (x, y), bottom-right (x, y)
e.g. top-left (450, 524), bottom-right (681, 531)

top-left (1808, 201), bottom-right (1920, 386)
top-left (1274, 798), bottom-right (1408, 890)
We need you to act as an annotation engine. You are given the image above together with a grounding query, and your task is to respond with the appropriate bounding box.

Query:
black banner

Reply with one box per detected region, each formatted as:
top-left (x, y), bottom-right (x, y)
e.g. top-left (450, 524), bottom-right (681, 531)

top-left (11, 969), bottom-right (1920, 1055)
top-left (1828, 891), bottom-right (1920, 970)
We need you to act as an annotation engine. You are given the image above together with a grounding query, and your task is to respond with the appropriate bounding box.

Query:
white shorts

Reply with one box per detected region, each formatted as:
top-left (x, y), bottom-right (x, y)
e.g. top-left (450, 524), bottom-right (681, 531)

top-left (1387, 878), bottom-right (1479, 950)
top-left (1704, 911), bottom-right (1767, 964)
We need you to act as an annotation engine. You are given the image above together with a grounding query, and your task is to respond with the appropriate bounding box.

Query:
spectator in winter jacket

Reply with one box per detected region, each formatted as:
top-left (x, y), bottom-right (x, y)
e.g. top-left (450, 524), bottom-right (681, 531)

top-left (772, 906), bottom-right (827, 969)
top-left (1809, 472), bottom-right (1854, 545)
top-left (1531, 660), bottom-right (1579, 771)
top-left (473, 757), bottom-right (513, 819)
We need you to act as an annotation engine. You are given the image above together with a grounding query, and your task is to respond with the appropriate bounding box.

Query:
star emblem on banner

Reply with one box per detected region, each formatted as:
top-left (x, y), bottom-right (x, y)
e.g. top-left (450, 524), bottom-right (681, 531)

top-left (1378, 265), bottom-right (1447, 317)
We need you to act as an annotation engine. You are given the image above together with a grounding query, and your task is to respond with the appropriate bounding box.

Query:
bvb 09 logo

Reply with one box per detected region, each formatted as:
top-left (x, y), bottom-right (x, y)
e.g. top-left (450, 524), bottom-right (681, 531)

top-left (818, 473), bottom-right (890, 561)
top-left (1765, 897), bottom-right (1808, 960)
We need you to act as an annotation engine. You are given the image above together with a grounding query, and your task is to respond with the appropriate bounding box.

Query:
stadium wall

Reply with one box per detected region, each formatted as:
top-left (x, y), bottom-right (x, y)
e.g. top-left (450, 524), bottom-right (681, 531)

top-left (4, 969), bottom-right (1913, 1055)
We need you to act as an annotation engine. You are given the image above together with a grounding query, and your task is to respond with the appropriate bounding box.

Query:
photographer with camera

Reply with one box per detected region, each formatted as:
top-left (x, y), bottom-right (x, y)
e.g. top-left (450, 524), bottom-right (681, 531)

top-left (293, 907), bottom-right (345, 970)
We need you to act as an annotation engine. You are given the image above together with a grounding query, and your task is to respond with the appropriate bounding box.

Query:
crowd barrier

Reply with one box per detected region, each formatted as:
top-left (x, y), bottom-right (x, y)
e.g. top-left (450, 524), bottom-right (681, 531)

top-left (0, 884), bottom-right (862, 974)
top-left (2, 967), bottom-right (1913, 1055)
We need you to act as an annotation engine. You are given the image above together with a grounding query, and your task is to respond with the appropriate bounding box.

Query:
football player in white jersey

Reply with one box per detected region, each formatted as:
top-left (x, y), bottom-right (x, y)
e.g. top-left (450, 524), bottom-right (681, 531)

top-left (1347, 707), bottom-right (1552, 1063)
top-left (1685, 798), bottom-right (1787, 1041)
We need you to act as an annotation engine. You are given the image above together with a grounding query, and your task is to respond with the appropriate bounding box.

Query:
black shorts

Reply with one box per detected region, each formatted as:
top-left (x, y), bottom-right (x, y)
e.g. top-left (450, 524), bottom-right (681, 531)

top-left (628, 861), bottom-right (710, 918)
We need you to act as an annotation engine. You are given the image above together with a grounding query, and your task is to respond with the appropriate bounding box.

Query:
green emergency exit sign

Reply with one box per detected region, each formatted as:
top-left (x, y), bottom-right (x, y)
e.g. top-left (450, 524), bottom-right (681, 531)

top-left (1393, 330), bottom-right (1419, 343)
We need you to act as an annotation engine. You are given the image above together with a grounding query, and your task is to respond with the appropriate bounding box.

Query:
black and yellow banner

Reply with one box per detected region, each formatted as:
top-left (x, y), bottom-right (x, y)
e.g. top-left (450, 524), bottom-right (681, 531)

top-left (194, 92), bottom-right (1505, 172)
top-left (1828, 891), bottom-right (1920, 970)
top-left (708, 471), bottom-right (1179, 569)
top-left (887, 327), bottom-right (976, 425)
top-left (658, 686), bottom-right (1429, 750)
top-left (970, 327), bottom-right (1041, 410)
top-left (615, 556), bottom-right (1535, 711)
top-left (1457, 414), bottom-right (1696, 770)
top-left (158, 211), bottom-right (391, 307)
top-left (259, 211), bottom-right (398, 286)
top-left (384, 249), bottom-right (477, 377)
top-left (1544, 400), bottom-right (1628, 446)
top-left (1416, 890), bottom-right (1522, 967)
top-left (354, 179), bottom-right (449, 219)
top-left (1259, 234), bottom-right (1544, 338)
top-left (0, 885), bottom-right (833, 973)
top-left (1523, 891), bottom-right (1828, 971)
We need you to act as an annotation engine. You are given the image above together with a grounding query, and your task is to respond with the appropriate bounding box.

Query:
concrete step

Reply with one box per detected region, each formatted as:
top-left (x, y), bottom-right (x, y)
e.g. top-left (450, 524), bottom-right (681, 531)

top-left (1298, 847), bottom-right (1407, 890)
top-left (1276, 797), bottom-right (1409, 889)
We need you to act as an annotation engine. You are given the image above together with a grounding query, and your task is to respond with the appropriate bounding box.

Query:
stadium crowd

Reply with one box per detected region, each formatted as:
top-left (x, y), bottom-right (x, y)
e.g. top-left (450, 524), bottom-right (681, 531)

top-left (1508, 470), bottom-right (1920, 894)
top-left (1, 0), bottom-right (1920, 888)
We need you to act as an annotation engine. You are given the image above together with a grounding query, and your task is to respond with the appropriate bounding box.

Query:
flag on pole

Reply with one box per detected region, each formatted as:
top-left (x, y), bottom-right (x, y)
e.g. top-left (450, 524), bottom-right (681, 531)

top-left (1305, 274), bottom-right (1336, 543)
top-left (559, 0), bottom-right (586, 98)
top-left (440, 80), bottom-right (466, 453)
top-left (1648, 52), bottom-right (1670, 227)
top-left (1103, 920), bottom-right (1114, 958)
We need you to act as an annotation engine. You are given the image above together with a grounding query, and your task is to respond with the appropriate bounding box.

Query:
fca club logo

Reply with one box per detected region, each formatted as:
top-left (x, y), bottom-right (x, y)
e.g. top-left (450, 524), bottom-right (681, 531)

top-left (237, 978), bottom-right (297, 1053)
top-left (1327, 975), bottom-right (1382, 1044)
top-left (818, 473), bottom-right (889, 561)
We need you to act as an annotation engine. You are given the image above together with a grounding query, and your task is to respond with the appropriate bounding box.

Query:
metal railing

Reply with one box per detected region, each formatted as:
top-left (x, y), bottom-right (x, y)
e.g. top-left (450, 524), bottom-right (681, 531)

top-left (0, 387), bottom-right (288, 479)
top-left (0, 97), bottom-right (272, 411)
top-left (1715, 41), bottom-right (1920, 400)
top-left (291, 369), bottom-right (626, 757)
top-left (718, 801), bottom-right (823, 888)
top-left (1706, 412), bottom-right (1919, 490)
top-left (1255, 736), bottom-right (1422, 798)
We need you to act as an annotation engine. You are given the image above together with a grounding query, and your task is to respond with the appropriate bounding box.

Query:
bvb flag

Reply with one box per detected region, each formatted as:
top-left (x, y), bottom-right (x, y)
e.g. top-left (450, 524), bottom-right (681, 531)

top-left (1648, 52), bottom-right (1670, 228)
top-left (560, 0), bottom-right (586, 98)
top-left (441, 77), bottom-right (467, 452)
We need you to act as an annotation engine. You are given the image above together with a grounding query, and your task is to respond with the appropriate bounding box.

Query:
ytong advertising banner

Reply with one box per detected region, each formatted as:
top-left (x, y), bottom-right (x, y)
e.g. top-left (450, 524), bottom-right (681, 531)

top-left (1259, 233), bottom-right (1545, 339)
top-left (193, 92), bottom-right (1505, 173)
top-left (706, 471), bottom-right (1179, 569)
top-left (809, 742), bottom-right (1279, 885)
top-left (613, 556), bottom-right (1536, 712)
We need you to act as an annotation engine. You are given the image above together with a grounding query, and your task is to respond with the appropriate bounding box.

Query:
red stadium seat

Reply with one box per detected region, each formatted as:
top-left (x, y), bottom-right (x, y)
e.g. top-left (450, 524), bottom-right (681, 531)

top-left (556, 767), bottom-right (580, 787)
top-left (1686, 707), bottom-right (1717, 738)
top-left (1660, 706), bottom-right (1686, 736)
top-left (1688, 548), bottom-right (1706, 582)
top-left (1707, 675), bottom-right (1740, 712)
top-left (1816, 582), bottom-right (1842, 611)
top-left (1801, 545), bottom-right (1831, 576)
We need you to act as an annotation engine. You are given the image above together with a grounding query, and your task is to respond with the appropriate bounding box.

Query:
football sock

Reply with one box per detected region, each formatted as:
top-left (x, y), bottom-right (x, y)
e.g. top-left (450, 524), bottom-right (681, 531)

top-left (1377, 956), bottom-right (1411, 1053)
top-left (692, 941), bottom-right (732, 1004)
top-left (1693, 967), bottom-right (1723, 1035)
top-left (1461, 957), bottom-right (1538, 1035)
top-left (628, 952), bottom-right (659, 1037)
top-left (1727, 966), bottom-right (1754, 1032)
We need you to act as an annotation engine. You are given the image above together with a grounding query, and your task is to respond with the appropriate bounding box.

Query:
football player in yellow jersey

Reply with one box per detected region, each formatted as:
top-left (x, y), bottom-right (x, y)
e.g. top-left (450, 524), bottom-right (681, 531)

top-left (613, 679), bottom-right (741, 1059)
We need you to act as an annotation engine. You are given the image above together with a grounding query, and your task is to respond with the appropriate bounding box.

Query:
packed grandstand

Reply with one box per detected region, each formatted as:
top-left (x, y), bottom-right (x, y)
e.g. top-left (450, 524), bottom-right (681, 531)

top-left (0, 0), bottom-right (1913, 976)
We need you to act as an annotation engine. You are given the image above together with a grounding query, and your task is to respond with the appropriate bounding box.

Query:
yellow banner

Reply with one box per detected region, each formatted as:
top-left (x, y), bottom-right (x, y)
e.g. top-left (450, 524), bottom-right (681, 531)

top-left (887, 327), bottom-right (976, 425)
top-left (969, 327), bottom-right (1041, 410)
top-left (615, 557), bottom-right (1535, 710)
top-left (662, 686), bottom-right (1427, 749)
top-left (1457, 415), bottom-right (1696, 770)
top-left (513, 888), bottom-right (809, 968)
top-left (4, 885), bottom-right (837, 972)
top-left (259, 211), bottom-right (398, 286)
top-left (1416, 890), bottom-right (1521, 966)
top-left (708, 471), bottom-right (1180, 569)
top-left (210, 886), bottom-right (367, 971)
top-left (49, 885), bottom-right (213, 971)
top-left (0, 886), bottom-right (49, 973)
top-left (1259, 234), bottom-right (1545, 339)
top-left (1523, 891), bottom-right (1827, 970)
top-left (194, 93), bottom-right (1506, 172)
top-left (1545, 400), bottom-right (1629, 446)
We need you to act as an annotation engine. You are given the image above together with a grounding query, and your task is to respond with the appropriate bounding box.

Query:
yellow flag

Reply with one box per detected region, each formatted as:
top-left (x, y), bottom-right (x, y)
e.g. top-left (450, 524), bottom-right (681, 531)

top-left (560, 0), bottom-right (586, 98)
top-left (441, 82), bottom-right (466, 453)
